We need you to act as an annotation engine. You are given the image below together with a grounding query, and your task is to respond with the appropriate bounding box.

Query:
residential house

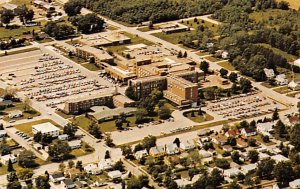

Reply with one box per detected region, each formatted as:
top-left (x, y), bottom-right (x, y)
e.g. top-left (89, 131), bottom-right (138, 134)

top-left (287, 116), bottom-right (300, 126)
top-left (275, 74), bottom-right (288, 86)
top-left (107, 170), bottom-right (122, 179)
top-left (149, 146), bottom-right (165, 157)
top-left (61, 179), bottom-right (76, 189)
top-left (263, 68), bottom-right (275, 78)
top-left (271, 154), bottom-right (289, 163)
top-left (84, 164), bottom-right (101, 175)
top-left (256, 122), bottom-right (275, 136)
top-left (289, 179), bottom-right (300, 189)
top-left (68, 140), bottom-right (82, 149)
top-left (49, 172), bottom-right (65, 183)
top-left (236, 138), bottom-right (248, 148)
top-left (174, 178), bottom-right (192, 188)
top-left (66, 168), bottom-right (81, 179)
top-left (198, 149), bottom-right (213, 158)
top-left (0, 154), bottom-right (17, 165)
top-left (212, 135), bottom-right (227, 146)
top-left (166, 143), bottom-right (179, 155)
top-left (241, 163), bottom-right (257, 174)
top-left (8, 110), bottom-right (23, 119)
top-left (224, 168), bottom-right (241, 178)
top-left (134, 149), bottom-right (148, 159)
top-left (222, 145), bottom-right (233, 152)
top-left (58, 134), bottom-right (69, 141)
top-left (75, 181), bottom-right (88, 188)
top-left (288, 81), bottom-right (300, 91)
top-left (225, 129), bottom-right (240, 138)
top-left (180, 139), bottom-right (195, 151)
top-left (98, 159), bottom-right (113, 170)
top-left (241, 127), bottom-right (256, 137)
top-left (259, 152), bottom-right (270, 160)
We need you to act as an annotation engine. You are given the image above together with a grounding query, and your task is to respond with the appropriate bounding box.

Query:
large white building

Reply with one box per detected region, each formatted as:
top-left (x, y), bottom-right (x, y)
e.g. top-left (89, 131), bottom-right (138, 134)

top-left (32, 122), bottom-right (60, 137)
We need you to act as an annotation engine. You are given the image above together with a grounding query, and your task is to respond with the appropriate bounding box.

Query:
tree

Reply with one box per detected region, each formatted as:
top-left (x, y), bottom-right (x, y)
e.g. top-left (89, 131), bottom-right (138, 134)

top-left (114, 160), bottom-right (125, 172)
top-left (239, 77), bottom-right (252, 93)
top-left (15, 5), bottom-right (34, 24)
top-left (7, 181), bottom-right (21, 189)
top-left (125, 86), bottom-right (136, 100)
top-left (229, 72), bottom-right (238, 83)
top-left (63, 0), bottom-right (82, 16)
top-left (158, 105), bottom-right (171, 120)
top-left (183, 51), bottom-right (188, 58)
top-left (272, 108), bottom-right (279, 120)
top-left (7, 172), bottom-right (18, 182)
top-left (18, 150), bottom-right (36, 168)
top-left (48, 140), bottom-right (71, 161)
top-left (75, 161), bottom-right (83, 171)
top-left (274, 161), bottom-right (294, 185)
top-left (63, 123), bottom-right (77, 139)
top-left (210, 168), bottom-right (224, 188)
top-left (105, 150), bottom-right (110, 159)
top-left (35, 175), bottom-right (50, 189)
top-left (17, 168), bottom-right (33, 181)
top-left (0, 139), bottom-right (11, 156)
top-left (121, 145), bottom-right (133, 159)
top-left (248, 150), bottom-right (259, 163)
top-left (256, 159), bottom-right (275, 180)
top-left (200, 61), bottom-right (209, 79)
top-left (115, 118), bottom-right (123, 130)
top-left (23, 96), bottom-right (31, 112)
top-left (219, 68), bottom-right (228, 78)
top-left (135, 108), bottom-right (148, 124)
top-left (275, 120), bottom-right (286, 137)
top-left (105, 136), bottom-right (114, 147)
top-left (227, 181), bottom-right (242, 189)
top-left (68, 160), bottom-right (74, 168)
top-left (290, 124), bottom-right (300, 151)
top-left (215, 158), bottom-right (230, 169)
top-left (173, 138), bottom-right (180, 148)
top-left (7, 159), bottom-right (14, 172)
top-left (231, 151), bottom-right (240, 163)
top-left (248, 138), bottom-right (256, 147)
top-left (141, 135), bottom-right (156, 151)
top-left (0, 9), bottom-right (14, 27)
top-left (77, 13), bottom-right (105, 34)
top-left (88, 122), bottom-right (102, 139)
top-left (43, 22), bottom-right (75, 39)
top-left (59, 162), bottom-right (65, 172)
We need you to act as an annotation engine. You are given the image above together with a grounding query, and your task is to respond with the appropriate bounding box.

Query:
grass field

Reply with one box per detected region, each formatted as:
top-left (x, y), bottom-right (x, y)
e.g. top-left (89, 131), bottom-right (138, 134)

top-left (283, 0), bottom-right (300, 9)
top-left (257, 43), bottom-right (297, 62)
top-left (152, 30), bottom-right (196, 45)
top-left (182, 18), bottom-right (219, 36)
top-left (273, 86), bottom-right (292, 94)
top-left (0, 20), bottom-right (47, 39)
top-left (14, 119), bottom-right (61, 136)
top-left (217, 61), bottom-right (235, 71)
top-left (183, 111), bottom-right (214, 123)
top-left (205, 56), bottom-right (222, 62)
top-left (3, 102), bottom-right (40, 121)
top-left (0, 47), bottom-right (39, 57)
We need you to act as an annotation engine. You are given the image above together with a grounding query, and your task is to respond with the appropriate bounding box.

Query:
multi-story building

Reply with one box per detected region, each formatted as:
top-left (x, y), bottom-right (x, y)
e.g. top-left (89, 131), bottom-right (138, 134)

top-left (164, 75), bottom-right (198, 106)
top-left (76, 46), bottom-right (114, 67)
top-left (63, 92), bottom-right (114, 114)
top-left (129, 75), bottom-right (167, 100)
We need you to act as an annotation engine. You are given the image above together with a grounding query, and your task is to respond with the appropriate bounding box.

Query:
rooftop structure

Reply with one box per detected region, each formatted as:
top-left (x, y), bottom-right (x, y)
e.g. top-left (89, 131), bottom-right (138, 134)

top-left (79, 32), bottom-right (131, 46)
top-left (76, 45), bottom-right (114, 66)
top-left (32, 122), bottom-right (60, 137)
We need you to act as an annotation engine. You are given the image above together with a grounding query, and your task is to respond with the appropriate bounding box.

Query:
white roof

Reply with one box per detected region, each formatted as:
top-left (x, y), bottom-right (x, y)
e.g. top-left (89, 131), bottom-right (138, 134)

top-left (107, 170), bottom-right (122, 178)
top-left (257, 122), bottom-right (274, 132)
top-left (0, 130), bottom-right (7, 136)
top-left (1, 154), bottom-right (16, 161)
top-left (175, 179), bottom-right (192, 187)
top-left (290, 179), bottom-right (300, 188)
top-left (294, 58), bottom-right (300, 66)
top-left (84, 164), bottom-right (97, 171)
top-left (271, 154), bottom-right (289, 163)
top-left (32, 122), bottom-right (59, 133)
top-left (224, 168), bottom-right (241, 175)
top-left (241, 163), bottom-right (257, 173)
top-left (99, 159), bottom-right (113, 167)
top-left (288, 80), bottom-right (300, 88)
top-left (68, 140), bottom-right (81, 147)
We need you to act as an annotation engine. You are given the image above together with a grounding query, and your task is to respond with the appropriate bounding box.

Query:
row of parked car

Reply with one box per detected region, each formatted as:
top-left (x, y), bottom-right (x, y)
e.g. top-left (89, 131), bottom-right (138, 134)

top-left (15, 131), bottom-right (33, 143)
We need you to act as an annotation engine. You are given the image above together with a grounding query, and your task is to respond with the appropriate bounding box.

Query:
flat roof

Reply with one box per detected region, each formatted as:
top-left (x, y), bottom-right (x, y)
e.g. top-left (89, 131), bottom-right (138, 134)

top-left (66, 91), bottom-right (115, 103)
top-left (77, 46), bottom-right (113, 60)
top-left (167, 75), bottom-right (197, 88)
top-left (113, 94), bottom-right (134, 104)
top-left (91, 107), bottom-right (137, 120)
top-left (32, 122), bottom-right (59, 133)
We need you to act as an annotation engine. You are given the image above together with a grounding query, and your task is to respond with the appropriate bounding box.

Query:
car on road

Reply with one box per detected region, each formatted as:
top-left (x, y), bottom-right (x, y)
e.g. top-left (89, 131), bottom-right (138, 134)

top-left (9, 120), bottom-right (16, 123)
top-left (27, 117), bottom-right (33, 120)
top-left (6, 125), bottom-right (13, 128)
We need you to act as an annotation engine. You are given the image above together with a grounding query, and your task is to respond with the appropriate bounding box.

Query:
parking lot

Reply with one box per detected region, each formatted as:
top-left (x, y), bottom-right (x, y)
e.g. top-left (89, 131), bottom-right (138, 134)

top-left (0, 46), bottom-right (115, 113)
top-left (206, 91), bottom-right (286, 120)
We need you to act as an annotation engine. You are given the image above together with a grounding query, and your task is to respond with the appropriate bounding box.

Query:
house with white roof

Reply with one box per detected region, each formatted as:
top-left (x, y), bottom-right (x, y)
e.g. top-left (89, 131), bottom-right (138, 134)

top-left (32, 122), bottom-right (60, 137)
top-left (256, 122), bottom-right (275, 137)
top-left (134, 149), bottom-right (148, 159)
top-left (224, 168), bottom-right (241, 178)
top-left (289, 179), bottom-right (300, 189)
top-left (241, 163), bottom-right (257, 174)
top-left (107, 170), bottom-right (122, 179)
top-left (8, 110), bottom-right (23, 119)
top-left (180, 139), bottom-right (195, 151)
top-left (288, 81), bottom-right (300, 91)
top-left (294, 58), bottom-right (300, 67)
top-left (264, 68), bottom-right (275, 78)
top-left (275, 74), bottom-right (288, 85)
top-left (199, 149), bottom-right (213, 158)
top-left (241, 127), bottom-right (256, 137)
top-left (149, 145), bottom-right (165, 157)
top-left (166, 143), bottom-right (179, 155)
top-left (98, 159), bottom-right (113, 170)
top-left (175, 178), bottom-right (192, 188)
top-left (49, 172), bottom-right (65, 183)
top-left (68, 140), bottom-right (82, 149)
top-left (1, 154), bottom-right (16, 165)
top-left (259, 152), bottom-right (270, 160)
top-left (271, 154), bottom-right (290, 163)
top-left (58, 134), bottom-right (69, 141)
top-left (84, 164), bottom-right (101, 175)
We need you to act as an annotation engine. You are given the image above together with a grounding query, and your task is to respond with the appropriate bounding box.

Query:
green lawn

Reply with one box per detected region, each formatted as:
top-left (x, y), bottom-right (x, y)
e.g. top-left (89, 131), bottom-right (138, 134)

top-left (0, 20), bottom-right (47, 39)
top-left (71, 142), bottom-right (94, 157)
top-left (273, 86), bottom-right (292, 94)
top-left (106, 25), bottom-right (119, 31)
top-left (181, 18), bottom-right (219, 36)
top-left (72, 116), bottom-right (119, 133)
top-left (152, 30), bottom-right (196, 45)
top-left (183, 111), bottom-right (214, 123)
top-left (277, 67), bottom-right (300, 82)
top-left (11, 0), bottom-right (32, 6)
top-left (196, 51), bottom-right (210, 56)
top-left (217, 61), bottom-right (235, 71)
top-left (0, 47), bottom-right (39, 57)
top-left (3, 102), bottom-right (40, 121)
top-left (81, 63), bottom-right (102, 71)
top-left (205, 56), bottom-right (222, 62)
top-left (55, 110), bottom-right (73, 119)
top-left (14, 119), bottom-right (61, 136)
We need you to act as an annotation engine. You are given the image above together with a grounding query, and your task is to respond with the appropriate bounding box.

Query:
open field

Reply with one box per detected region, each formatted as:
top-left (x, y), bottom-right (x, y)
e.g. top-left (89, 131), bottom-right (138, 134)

top-left (183, 111), bottom-right (214, 123)
top-left (283, 0), bottom-right (300, 9)
top-left (152, 30), bottom-right (196, 45)
top-left (217, 61), bottom-right (235, 71)
top-left (182, 18), bottom-right (219, 35)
